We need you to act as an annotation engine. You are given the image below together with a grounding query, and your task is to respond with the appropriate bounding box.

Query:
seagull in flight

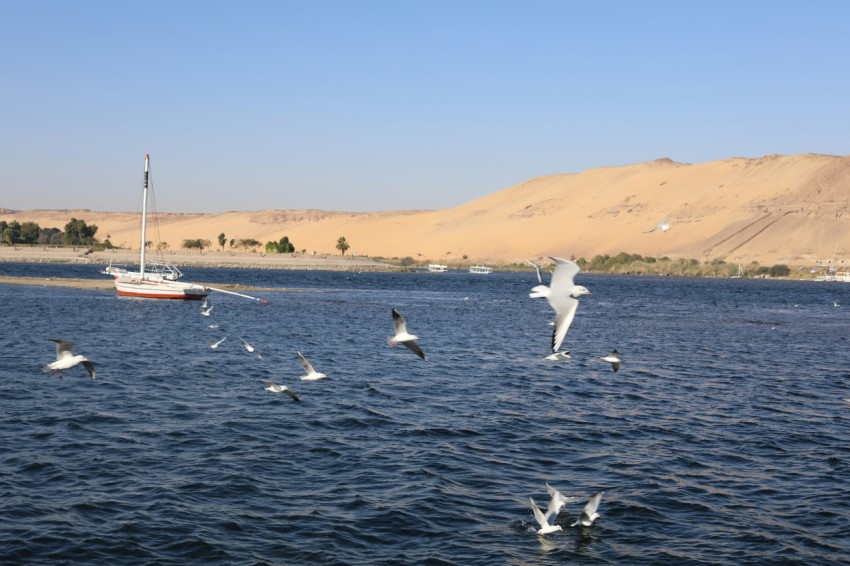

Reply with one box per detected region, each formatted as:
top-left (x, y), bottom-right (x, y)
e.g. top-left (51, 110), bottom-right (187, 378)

top-left (529, 257), bottom-right (591, 352)
top-left (647, 215), bottom-right (671, 233)
top-left (527, 259), bottom-right (544, 284)
top-left (544, 482), bottom-right (582, 522)
top-left (43, 339), bottom-right (95, 380)
top-left (389, 308), bottom-right (427, 360)
top-left (201, 304), bottom-right (213, 317)
top-left (210, 336), bottom-right (227, 349)
top-left (264, 381), bottom-right (301, 401)
top-left (297, 351), bottom-right (328, 380)
top-left (544, 351), bottom-right (571, 361)
top-left (571, 492), bottom-right (604, 527)
top-left (529, 497), bottom-right (562, 536)
top-left (240, 337), bottom-right (265, 360)
top-left (600, 349), bottom-right (621, 372)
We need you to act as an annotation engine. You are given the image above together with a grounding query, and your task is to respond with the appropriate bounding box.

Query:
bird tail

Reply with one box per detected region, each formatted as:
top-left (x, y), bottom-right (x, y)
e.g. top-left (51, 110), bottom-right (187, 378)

top-left (529, 285), bottom-right (550, 299)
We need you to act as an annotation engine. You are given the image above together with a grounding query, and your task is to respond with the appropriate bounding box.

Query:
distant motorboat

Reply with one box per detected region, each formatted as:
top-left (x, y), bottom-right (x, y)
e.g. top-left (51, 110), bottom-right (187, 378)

top-left (469, 265), bottom-right (493, 274)
top-left (427, 264), bottom-right (448, 273)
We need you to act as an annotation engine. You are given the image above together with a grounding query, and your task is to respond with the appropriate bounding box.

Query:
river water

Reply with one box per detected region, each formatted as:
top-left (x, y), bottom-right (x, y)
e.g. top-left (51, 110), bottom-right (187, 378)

top-left (0, 262), bottom-right (848, 564)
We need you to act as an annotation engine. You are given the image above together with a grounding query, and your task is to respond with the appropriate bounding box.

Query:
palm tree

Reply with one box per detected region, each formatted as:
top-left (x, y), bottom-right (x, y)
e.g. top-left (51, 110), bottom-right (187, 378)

top-left (336, 236), bottom-right (350, 256)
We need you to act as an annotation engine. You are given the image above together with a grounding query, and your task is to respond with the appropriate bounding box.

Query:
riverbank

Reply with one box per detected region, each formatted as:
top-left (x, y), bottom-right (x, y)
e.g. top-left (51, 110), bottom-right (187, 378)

top-left (0, 246), bottom-right (401, 272)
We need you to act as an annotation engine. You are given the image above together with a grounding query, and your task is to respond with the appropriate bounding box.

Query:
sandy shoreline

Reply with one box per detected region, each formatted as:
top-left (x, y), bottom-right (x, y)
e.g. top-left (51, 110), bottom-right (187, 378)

top-left (0, 247), bottom-right (405, 292)
top-left (0, 247), bottom-right (402, 272)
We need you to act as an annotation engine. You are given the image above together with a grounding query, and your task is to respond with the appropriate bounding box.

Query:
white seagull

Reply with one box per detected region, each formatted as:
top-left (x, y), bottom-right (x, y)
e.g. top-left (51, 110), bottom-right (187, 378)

top-left (544, 482), bottom-right (582, 522)
top-left (529, 497), bottom-right (562, 536)
top-left (647, 215), bottom-right (671, 233)
top-left (527, 259), bottom-right (544, 284)
top-left (529, 257), bottom-right (591, 352)
top-left (240, 337), bottom-right (265, 360)
top-left (201, 304), bottom-right (213, 317)
top-left (210, 336), bottom-right (227, 349)
top-left (600, 349), bottom-right (621, 372)
top-left (201, 297), bottom-right (209, 309)
top-left (263, 381), bottom-right (301, 402)
top-left (571, 492), bottom-right (604, 527)
top-left (544, 351), bottom-right (571, 361)
top-left (43, 339), bottom-right (95, 380)
top-left (297, 351), bottom-right (328, 381)
top-left (389, 308), bottom-right (427, 360)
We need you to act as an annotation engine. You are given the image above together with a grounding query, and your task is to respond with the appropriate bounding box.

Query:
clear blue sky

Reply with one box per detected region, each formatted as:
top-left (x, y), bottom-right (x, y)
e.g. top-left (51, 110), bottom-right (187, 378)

top-left (1, 0), bottom-right (848, 213)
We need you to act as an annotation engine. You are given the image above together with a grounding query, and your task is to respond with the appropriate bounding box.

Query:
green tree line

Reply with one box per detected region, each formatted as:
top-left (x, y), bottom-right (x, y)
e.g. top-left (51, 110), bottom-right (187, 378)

top-left (0, 218), bottom-right (100, 246)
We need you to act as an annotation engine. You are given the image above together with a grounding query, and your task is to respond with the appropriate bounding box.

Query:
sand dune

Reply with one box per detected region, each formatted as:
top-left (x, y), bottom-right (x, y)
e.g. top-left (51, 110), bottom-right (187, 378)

top-left (3, 153), bottom-right (850, 268)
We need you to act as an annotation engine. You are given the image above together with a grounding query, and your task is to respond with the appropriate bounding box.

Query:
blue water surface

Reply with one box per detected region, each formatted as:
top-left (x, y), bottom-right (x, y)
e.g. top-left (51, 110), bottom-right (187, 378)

top-left (0, 262), bottom-right (848, 564)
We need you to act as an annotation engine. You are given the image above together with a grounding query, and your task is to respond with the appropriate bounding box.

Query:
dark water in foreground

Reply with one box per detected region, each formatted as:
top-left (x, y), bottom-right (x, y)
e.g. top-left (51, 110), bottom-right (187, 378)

top-left (1, 263), bottom-right (849, 564)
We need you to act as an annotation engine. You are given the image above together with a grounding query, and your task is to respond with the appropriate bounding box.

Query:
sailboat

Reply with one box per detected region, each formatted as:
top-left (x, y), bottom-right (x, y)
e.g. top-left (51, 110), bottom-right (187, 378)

top-left (730, 258), bottom-right (745, 279)
top-left (105, 154), bottom-right (210, 300)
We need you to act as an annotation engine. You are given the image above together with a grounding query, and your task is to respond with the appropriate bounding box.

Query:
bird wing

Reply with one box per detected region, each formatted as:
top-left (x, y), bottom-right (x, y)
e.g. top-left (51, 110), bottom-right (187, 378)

top-left (392, 309), bottom-right (408, 335)
top-left (550, 296), bottom-right (579, 352)
top-left (296, 351), bottom-right (315, 373)
top-left (529, 497), bottom-right (549, 529)
top-left (547, 257), bottom-right (580, 291)
top-left (50, 339), bottom-right (75, 360)
top-left (402, 340), bottom-right (427, 361)
top-left (81, 361), bottom-right (96, 380)
top-left (283, 388), bottom-right (301, 402)
top-left (612, 362), bottom-right (620, 373)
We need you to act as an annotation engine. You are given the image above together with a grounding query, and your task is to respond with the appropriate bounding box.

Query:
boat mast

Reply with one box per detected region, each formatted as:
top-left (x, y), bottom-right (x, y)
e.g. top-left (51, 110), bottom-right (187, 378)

top-left (139, 154), bottom-right (149, 277)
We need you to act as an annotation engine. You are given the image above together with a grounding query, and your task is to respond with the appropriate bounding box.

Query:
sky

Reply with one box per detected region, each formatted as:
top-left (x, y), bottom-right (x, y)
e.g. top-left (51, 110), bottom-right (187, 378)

top-left (1, 0), bottom-right (848, 213)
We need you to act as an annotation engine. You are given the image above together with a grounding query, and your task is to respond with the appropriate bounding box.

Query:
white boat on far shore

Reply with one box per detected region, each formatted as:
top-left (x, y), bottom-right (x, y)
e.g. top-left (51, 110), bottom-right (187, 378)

top-left (469, 265), bottom-right (492, 274)
top-left (427, 264), bottom-right (448, 273)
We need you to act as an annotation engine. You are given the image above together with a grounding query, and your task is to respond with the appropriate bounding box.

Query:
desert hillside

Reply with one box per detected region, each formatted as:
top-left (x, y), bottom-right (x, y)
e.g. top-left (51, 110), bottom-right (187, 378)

top-left (3, 153), bottom-right (850, 268)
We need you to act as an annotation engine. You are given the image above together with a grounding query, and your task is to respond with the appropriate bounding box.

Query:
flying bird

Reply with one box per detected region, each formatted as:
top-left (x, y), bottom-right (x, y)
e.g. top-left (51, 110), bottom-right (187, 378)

top-left (529, 257), bottom-right (591, 352)
top-left (529, 497), bottom-right (562, 536)
top-left (544, 351), bottom-right (571, 361)
top-left (240, 337), bottom-right (265, 360)
top-left (43, 339), bottom-right (95, 380)
top-left (264, 381), bottom-right (301, 402)
top-left (210, 337), bottom-right (227, 349)
top-left (647, 216), bottom-right (671, 233)
top-left (600, 349), bottom-right (621, 372)
top-left (527, 259), bottom-right (544, 284)
top-left (201, 297), bottom-right (209, 309)
top-left (201, 304), bottom-right (213, 317)
top-left (388, 308), bottom-right (427, 360)
top-left (571, 492), bottom-right (604, 527)
top-left (296, 351), bottom-right (328, 381)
